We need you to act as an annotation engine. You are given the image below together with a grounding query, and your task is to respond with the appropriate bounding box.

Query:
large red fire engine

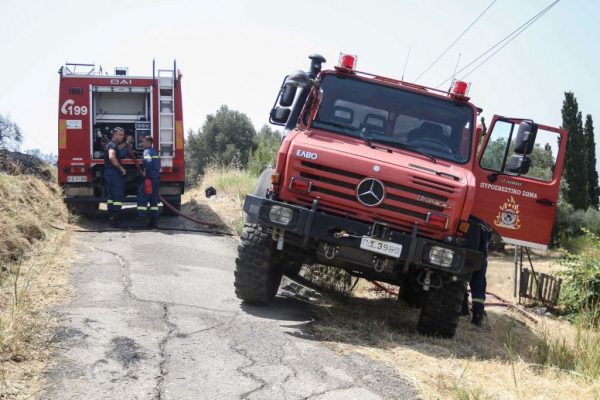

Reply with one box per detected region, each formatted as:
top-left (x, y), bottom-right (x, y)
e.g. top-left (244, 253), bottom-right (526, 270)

top-left (57, 62), bottom-right (185, 214)
top-left (235, 54), bottom-right (567, 337)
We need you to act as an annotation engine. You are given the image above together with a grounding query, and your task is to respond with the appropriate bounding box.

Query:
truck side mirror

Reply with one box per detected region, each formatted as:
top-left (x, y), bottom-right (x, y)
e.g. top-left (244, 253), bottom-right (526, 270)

top-left (507, 154), bottom-right (531, 174)
top-left (279, 85), bottom-right (297, 107)
top-left (269, 107), bottom-right (291, 125)
top-left (513, 121), bottom-right (538, 154)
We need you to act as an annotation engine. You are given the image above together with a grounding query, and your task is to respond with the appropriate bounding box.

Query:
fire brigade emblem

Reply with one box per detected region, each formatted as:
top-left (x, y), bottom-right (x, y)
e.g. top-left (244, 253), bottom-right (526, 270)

top-left (494, 196), bottom-right (521, 230)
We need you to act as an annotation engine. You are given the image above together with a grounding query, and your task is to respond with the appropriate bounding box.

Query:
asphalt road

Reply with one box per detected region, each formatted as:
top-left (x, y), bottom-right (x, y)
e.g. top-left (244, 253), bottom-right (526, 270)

top-left (43, 212), bottom-right (416, 400)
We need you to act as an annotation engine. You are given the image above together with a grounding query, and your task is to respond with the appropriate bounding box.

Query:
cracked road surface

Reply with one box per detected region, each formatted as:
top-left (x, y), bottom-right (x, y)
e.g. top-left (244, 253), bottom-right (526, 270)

top-left (43, 215), bottom-right (416, 399)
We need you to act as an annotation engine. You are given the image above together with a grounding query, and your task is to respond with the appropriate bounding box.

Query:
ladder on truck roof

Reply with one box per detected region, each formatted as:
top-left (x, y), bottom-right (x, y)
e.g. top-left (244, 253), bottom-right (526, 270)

top-left (157, 67), bottom-right (176, 162)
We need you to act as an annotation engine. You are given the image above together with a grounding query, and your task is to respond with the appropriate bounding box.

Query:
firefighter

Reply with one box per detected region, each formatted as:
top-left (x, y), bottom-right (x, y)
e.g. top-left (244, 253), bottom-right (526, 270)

top-left (471, 234), bottom-right (489, 326)
top-left (136, 135), bottom-right (161, 229)
top-left (104, 127), bottom-right (127, 228)
top-left (463, 225), bottom-right (492, 326)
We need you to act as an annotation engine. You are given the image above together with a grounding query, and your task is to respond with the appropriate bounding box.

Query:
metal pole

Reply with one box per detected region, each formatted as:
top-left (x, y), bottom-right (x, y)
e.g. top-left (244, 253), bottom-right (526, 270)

top-left (513, 245), bottom-right (519, 298)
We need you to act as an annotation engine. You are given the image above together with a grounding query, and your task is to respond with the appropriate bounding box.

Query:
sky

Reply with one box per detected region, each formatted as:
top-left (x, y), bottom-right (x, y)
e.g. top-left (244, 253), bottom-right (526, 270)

top-left (0, 0), bottom-right (599, 171)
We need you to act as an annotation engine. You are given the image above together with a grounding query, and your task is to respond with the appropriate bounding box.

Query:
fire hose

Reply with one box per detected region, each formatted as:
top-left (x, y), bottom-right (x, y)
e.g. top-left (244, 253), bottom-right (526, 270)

top-left (128, 148), bottom-right (226, 230)
top-left (369, 280), bottom-right (538, 323)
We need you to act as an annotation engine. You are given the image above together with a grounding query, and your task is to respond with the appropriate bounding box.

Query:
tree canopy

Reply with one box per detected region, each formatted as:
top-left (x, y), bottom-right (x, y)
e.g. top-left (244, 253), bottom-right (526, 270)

top-left (562, 92), bottom-right (599, 210)
top-left (0, 114), bottom-right (23, 150)
top-left (186, 105), bottom-right (257, 182)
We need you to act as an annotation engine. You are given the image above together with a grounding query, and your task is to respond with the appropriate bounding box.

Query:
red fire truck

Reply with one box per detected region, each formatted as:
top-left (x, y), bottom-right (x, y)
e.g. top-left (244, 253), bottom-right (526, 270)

top-left (235, 54), bottom-right (567, 337)
top-left (57, 62), bottom-right (185, 214)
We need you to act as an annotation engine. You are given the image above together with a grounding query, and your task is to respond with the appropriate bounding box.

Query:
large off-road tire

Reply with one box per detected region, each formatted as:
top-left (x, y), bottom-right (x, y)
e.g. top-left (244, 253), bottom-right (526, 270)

top-left (234, 224), bottom-right (283, 305)
top-left (399, 279), bottom-right (423, 308)
top-left (417, 280), bottom-right (467, 338)
top-left (253, 168), bottom-right (274, 197)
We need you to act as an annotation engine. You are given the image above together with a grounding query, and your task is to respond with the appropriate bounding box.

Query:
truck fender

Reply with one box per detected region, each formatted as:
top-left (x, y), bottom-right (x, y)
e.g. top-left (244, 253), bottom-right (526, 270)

top-left (245, 168), bottom-right (274, 224)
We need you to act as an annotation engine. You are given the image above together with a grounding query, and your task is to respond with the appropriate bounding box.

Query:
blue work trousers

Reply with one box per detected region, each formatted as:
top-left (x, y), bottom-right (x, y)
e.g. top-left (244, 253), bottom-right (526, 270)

top-left (104, 169), bottom-right (124, 215)
top-left (470, 256), bottom-right (488, 313)
top-left (137, 178), bottom-right (160, 219)
top-left (470, 230), bottom-right (490, 313)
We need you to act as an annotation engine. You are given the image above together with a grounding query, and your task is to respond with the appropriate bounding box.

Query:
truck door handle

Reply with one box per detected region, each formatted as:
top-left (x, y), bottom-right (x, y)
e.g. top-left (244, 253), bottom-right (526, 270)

top-left (536, 198), bottom-right (555, 206)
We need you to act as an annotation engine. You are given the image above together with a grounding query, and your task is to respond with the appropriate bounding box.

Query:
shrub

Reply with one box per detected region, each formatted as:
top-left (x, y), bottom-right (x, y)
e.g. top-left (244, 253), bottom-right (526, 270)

top-left (559, 229), bottom-right (600, 319)
top-left (248, 125), bottom-right (281, 176)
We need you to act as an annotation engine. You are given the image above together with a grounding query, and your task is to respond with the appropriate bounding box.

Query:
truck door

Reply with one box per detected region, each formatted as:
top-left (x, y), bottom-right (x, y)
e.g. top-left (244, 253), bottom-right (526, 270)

top-left (471, 115), bottom-right (567, 250)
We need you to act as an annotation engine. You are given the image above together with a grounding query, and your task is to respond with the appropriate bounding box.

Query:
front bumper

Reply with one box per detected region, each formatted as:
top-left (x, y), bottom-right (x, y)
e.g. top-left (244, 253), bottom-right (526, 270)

top-left (244, 195), bottom-right (483, 275)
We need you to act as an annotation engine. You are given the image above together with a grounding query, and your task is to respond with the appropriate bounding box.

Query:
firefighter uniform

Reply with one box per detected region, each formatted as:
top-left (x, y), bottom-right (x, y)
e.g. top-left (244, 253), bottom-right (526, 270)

top-left (470, 228), bottom-right (491, 325)
top-left (137, 148), bottom-right (161, 225)
top-left (103, 140), bottom-right (124, 218)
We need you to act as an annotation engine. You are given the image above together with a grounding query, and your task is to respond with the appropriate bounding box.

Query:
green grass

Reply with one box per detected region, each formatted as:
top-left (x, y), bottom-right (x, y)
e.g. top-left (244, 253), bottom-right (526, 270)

top-left (535, 320), bottom-right (600, 381)
top-left (205, 166), bottom-right (258, 201)
top-left (197, 166), bottom-right (259, 235)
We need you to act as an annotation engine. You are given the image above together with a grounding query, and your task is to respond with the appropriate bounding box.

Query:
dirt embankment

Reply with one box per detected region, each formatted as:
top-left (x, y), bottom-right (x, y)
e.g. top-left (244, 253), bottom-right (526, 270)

top-left (0, 150), bottom-right (72, 399)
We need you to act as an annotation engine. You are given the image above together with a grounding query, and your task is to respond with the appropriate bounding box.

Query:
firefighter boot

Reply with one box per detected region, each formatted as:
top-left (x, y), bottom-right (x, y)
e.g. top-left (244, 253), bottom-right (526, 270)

top-left (148, 217), bottom-right (158, 229)
top-left (132, 216), bottom-right (148, 229)
top-left (109, 216), bottom-right (119, 229)
top-left (471, 303), bottom-right (485, 326)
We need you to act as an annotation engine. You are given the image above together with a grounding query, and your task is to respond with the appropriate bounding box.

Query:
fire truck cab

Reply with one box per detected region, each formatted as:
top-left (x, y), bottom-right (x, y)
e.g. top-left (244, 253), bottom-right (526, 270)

top-left (57, 62), bottom-right (185, 214)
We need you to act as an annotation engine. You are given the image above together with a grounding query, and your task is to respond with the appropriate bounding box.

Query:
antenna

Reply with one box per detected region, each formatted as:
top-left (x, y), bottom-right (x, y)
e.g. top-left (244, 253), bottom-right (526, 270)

top-left (401, 46), bottom-right (411, 81)
top-left (451, 52), bottom-right (462, 86)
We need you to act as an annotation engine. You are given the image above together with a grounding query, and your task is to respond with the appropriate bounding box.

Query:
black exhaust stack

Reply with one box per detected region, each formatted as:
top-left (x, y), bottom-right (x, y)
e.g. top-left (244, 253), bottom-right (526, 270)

top-left (284, 54), bottom-right (326, 132)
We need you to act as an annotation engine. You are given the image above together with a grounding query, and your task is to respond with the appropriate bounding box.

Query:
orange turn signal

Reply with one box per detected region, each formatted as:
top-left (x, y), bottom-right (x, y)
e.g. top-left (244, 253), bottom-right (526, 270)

top-left (271, 172), bottom-right (281, 185)
top-left (458, 220), bottom-right (470, 234)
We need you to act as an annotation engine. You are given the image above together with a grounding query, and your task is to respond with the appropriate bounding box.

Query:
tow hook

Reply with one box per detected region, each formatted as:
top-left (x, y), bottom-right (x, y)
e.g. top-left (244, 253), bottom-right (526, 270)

top-left (323, 243), bottom-right (339, 260)
top-left (333, 230), bottom-right (350, 239)
top-left (372, 257), bottom-right (388, 273)
top-left (416, 270), bottom-right (443, 291)
top-left (422, 270), bottom-right (432, 291)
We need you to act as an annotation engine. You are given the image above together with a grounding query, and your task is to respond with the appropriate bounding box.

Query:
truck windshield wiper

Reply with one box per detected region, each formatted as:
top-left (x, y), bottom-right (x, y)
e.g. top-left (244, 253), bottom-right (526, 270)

top-left (368, 137), bottom-right (437, 163)
top-left (313, 120), bottom-right (357, 133)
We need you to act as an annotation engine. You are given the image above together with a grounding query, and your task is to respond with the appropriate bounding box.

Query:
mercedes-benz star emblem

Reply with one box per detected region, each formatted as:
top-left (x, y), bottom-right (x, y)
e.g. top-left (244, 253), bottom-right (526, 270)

top-left (356, 178), bottom-right (385, 207)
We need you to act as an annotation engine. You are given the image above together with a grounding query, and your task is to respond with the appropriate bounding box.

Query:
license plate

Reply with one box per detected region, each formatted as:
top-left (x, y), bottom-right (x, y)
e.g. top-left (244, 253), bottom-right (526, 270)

top-left (67, 175), bottom-right (88, 183)
top-left (360, 237), bottom-right (402, 258)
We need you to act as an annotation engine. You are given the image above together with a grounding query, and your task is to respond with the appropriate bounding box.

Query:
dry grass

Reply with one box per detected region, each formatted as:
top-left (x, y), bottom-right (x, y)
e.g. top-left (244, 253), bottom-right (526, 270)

top-left (0, 173), bottom-right (65, 265)
top-left (183, 166), bottom-right (258, 234)
top-left (308, 268), bottom-right (600, 400)
top-left (0, 171), bottom-right (73, 399)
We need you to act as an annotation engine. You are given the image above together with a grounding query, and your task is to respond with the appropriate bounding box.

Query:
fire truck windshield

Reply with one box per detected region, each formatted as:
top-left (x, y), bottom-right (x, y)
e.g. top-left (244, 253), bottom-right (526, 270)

top-left (312, 74), bottom-right (475, 164)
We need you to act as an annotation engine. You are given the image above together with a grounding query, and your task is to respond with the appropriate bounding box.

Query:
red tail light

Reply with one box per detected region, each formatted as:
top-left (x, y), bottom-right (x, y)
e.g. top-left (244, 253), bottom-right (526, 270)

top-left (426, 212), bottom-right (449, 230)
top-left (69, 166), bottom-right (87, 174)
top-left (289, 177), bottom-right (312, 193)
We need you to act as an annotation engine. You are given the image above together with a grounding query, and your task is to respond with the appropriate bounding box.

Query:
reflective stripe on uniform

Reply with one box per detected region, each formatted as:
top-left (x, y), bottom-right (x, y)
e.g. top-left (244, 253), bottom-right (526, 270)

top-left (149, 206), bottom-right (159, 211)
top-left (113, 202), bottom-right (123, 206)
top-left (144, 156), bottom-right (152, 160)
top-left (107, 200), bottom-right (114, 204)
top-left (472, 298), bottom-right (485, 304)
top-left (137, 207), bottom-right (147, 210)
top-left (151, 156), bottom-right (160, 158)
